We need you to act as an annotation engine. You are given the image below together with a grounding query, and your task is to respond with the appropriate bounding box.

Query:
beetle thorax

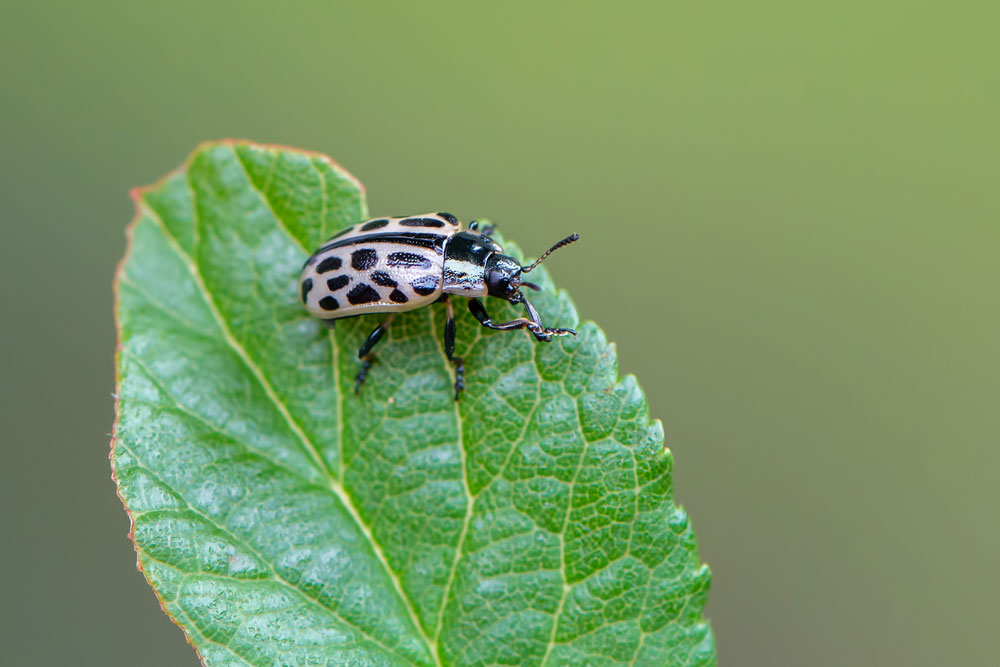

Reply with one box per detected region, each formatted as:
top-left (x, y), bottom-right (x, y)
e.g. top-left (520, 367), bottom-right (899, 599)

top-left (442, 231), bottom-right (502, 296)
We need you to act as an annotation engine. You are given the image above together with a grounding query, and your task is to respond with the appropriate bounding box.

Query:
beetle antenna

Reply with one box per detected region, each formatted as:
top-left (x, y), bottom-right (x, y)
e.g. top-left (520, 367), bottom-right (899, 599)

top-left (522, 233), bottom-right (580, 273)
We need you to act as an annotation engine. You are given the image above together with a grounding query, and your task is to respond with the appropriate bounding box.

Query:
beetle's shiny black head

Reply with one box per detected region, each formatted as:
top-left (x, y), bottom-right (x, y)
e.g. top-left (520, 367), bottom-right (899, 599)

top-left (485, 254), bottom-right (523, 302)
top-left (485, 233), bottom-right (581, 302)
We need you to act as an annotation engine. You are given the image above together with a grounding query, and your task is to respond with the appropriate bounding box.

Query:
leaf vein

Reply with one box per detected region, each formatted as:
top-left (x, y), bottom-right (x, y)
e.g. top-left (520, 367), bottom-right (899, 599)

top-left (307, 156), bottom-right (346, 485)
top-left (121, 444), bottom-right (415, 663)
top-left (117, 367), bottom-right (321, 487)
top-left (540, 385), bottom-right (591, 664)
top-left (231, 146), bottom-right (309, 255)
top-left (430, 303), bottom-right (471, 653)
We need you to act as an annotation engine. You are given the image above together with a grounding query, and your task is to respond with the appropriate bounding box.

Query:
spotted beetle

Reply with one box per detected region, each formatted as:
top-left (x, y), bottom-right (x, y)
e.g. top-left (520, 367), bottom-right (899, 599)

top-left (299, 212), bottom-right (579, 398)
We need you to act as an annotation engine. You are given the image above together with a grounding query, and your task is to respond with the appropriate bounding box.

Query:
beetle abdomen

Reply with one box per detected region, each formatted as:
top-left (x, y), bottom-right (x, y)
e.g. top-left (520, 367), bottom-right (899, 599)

top-left (300, 213), bottom-right (457, 319)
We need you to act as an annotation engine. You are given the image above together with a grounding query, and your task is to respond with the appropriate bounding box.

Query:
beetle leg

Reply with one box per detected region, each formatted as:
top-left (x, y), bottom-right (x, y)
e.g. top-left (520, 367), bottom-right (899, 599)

top-left (358, 314), bottom-right (395, 358)
top-left (354, 357), bottom-right (374, 394)
top-left (467, 298), bottom-right (575, 342)
top-left (443, 297), bottom-right (456, 360)
top-left (467, 220), bottom-right (495, 237)
top-left (518, 295), bottom-right (576, 339)
top-left (441, 296), bottom-right (465, 400)
top-left (355, 314), bottom-right (395, 393)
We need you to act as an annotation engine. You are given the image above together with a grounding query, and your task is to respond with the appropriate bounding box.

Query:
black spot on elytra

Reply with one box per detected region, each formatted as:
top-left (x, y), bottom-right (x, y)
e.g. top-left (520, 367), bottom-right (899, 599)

top-left (411, 275), bottom-right (440, 295)
top-left (389, 289), bottom-right (409, 303)
top-left (316, 256), bottom-right (342, 273)
top-left (387, 251), bottom-right (431, 268)
top-left (326, 275), bottom-right (349, 291)
top-left (347, 283), bottom-right (381, 305)
top-left (319, 296), bottom-right (339, 311)
top-left (300, 278), bottom-right (313, 303)
top-left (370, 271), bottom-right (396, 287)
top-left (399, 217), bottom-right (446, 228)
top-left (360, 218), bottom-right (389, 231)
top-left (351, 248), bottom-right (378, 271)
top-left (437, 212), bottom-right (459, 226)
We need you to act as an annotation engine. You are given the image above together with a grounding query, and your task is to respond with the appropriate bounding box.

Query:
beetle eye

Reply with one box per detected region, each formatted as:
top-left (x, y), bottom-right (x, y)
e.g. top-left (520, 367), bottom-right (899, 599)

top-left (487, 269), bottom-right (505, 292)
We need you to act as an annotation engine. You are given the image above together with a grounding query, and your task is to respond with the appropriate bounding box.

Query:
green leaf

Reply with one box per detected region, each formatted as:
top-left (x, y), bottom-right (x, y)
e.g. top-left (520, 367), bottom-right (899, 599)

top-left (112, 141), bottom-right (715, 666)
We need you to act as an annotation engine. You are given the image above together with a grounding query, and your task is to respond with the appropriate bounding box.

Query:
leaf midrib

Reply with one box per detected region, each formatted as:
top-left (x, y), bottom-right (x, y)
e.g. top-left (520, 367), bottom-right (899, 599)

top-left (139, 184), bottom-right (437, 664)
top-left (306, 159), bottom-right (349, 488)
top-left (225, 150), bottom-right (442, 660)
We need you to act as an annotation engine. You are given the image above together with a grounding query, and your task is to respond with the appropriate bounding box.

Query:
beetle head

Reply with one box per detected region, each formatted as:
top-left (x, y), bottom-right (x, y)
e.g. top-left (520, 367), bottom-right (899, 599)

top-left (485, 233), bottom-right (580, 303)
top-left (485, 254), bottom-right (523, 302)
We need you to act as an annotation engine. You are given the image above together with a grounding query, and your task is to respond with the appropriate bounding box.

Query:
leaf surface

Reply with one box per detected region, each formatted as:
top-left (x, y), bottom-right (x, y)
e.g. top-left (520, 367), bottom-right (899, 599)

top-left (112, 141), bottom-right (715, 666)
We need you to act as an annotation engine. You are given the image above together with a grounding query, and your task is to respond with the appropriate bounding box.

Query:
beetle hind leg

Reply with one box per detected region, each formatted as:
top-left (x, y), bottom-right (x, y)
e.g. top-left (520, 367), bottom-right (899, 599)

top-left (354, 314), bottom-right (395, 394)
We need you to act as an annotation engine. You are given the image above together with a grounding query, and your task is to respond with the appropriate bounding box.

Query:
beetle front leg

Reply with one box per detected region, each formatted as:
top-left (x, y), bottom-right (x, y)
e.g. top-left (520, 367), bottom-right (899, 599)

top-left (442, 296), bottom-right (465, 400)
top-left (518, 295), bottom-right (576, 340)
top-left (467, 298), bottom-right (575, 342)
top-left (355, 314), bottom-right (394, 393)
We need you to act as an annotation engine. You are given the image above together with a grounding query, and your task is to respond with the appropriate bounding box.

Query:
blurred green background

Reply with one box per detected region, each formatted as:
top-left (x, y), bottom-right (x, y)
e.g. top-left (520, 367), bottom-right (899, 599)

top-left (2, 1), bottom-right (997, 664)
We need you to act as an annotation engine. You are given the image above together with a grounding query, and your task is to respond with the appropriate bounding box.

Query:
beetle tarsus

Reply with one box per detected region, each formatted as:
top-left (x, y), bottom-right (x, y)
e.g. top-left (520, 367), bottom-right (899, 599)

top-left (534, 327), bottom-right (576, 342)
top-left (355, 355), bottom-right (375, 394)
top-left (453, 356), bottom-right (465, 400)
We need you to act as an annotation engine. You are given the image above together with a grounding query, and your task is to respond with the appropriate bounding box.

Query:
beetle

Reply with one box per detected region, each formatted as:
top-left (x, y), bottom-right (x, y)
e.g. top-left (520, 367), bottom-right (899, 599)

top-left (299, 212), bottom-right (579, 398)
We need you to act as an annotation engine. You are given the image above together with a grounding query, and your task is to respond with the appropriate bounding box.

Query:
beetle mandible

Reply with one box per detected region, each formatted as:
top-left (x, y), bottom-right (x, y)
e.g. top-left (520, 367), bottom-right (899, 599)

top-left (299, 212), bottom-right (579, 398)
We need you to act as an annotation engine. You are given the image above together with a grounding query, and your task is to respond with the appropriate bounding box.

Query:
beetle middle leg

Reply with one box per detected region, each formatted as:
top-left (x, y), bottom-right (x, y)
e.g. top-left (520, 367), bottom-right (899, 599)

top-left (467, 298), bottom-right (576, 342)
top-left (441, 295), bottom-right (465, 400)
top-left (355, 313), bottom-right (395, 393)
top-left (468, 220), bottom-right (495, 237)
